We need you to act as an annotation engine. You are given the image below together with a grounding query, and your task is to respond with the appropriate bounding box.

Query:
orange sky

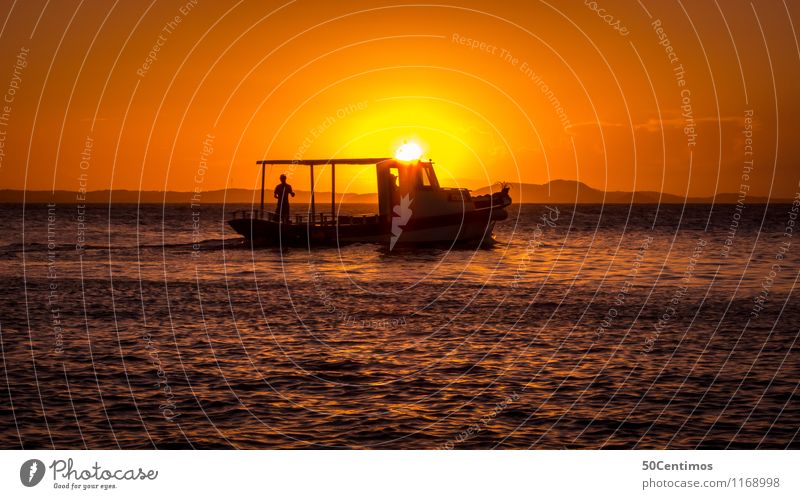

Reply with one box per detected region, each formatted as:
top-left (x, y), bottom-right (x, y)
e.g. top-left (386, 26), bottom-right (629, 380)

top-left (0, 0), bottom-right (798, 198)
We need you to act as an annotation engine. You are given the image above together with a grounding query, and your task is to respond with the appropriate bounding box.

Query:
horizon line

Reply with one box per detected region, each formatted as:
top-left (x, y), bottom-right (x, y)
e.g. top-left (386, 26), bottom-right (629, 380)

top-left (0, 178), bottom-right (789, 201)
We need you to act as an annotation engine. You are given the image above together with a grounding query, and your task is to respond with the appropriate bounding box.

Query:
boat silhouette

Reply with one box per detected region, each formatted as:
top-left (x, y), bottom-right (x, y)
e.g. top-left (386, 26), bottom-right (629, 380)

top-left (227, 156), bottom-right (511, 247)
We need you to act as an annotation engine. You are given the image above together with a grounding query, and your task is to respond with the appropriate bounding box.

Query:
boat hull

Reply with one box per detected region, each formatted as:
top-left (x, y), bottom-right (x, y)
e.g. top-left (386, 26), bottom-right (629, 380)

top-left (227, 206), bottom-right (506, 247)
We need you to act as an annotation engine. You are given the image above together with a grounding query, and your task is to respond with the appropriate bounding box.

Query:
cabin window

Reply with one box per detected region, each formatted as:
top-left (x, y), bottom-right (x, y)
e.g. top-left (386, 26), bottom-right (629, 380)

top-left (420, 167), bottom-right (435, 188)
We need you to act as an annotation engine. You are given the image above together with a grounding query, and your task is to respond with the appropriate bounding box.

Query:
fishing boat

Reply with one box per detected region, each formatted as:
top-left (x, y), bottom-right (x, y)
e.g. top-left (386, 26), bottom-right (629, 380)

top-left (227, 145), bottom-right (512, 248)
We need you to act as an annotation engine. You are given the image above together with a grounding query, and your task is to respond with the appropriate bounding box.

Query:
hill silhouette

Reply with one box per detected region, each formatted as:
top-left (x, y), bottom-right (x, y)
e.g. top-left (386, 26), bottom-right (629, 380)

top-left (0, 188), bottom-right (377, 205)
top-left (472, 180), bottom-right (780, 204)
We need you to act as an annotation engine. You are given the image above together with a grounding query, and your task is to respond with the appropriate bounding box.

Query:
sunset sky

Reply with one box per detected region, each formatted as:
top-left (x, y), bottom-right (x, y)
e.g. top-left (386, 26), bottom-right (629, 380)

top-left (0, 0), bottom-right (798, 198)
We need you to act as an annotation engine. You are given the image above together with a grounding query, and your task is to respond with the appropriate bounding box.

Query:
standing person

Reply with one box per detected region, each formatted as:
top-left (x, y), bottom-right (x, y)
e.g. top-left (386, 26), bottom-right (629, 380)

top-left (274, 174), bottom-right (295, 223)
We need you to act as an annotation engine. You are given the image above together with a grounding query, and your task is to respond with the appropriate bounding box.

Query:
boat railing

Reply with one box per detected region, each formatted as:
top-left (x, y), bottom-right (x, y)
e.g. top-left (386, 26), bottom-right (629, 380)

top-left (230, 209), bottom-right (380, 226)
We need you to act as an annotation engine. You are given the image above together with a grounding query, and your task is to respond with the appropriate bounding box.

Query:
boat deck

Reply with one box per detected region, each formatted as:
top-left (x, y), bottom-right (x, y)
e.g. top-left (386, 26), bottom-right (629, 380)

top-left (230, 209), bottom-right (382, 227)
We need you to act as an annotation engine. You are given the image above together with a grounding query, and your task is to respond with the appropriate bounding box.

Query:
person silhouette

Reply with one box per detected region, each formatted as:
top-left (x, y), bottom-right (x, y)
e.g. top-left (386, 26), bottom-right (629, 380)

top-left (274, 174), bottom-right (295, 223)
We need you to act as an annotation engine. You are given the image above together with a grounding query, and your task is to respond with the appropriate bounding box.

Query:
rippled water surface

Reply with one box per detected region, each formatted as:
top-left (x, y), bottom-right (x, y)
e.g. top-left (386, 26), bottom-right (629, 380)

top-left (1, 203), bottom-right (798, 449)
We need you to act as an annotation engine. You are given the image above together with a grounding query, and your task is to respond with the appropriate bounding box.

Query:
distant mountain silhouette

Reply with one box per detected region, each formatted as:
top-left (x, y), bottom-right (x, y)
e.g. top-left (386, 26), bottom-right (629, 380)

top-left (1, 180), bottom-right (787, 204)
top-left (472, 180), bottom-right (783, 204)
top-left (0, 188), bottom-right (377, 205)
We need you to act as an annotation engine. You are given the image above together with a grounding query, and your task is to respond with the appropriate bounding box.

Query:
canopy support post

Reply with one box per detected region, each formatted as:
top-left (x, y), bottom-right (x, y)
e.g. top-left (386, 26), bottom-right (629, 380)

top-left (331, 162), bottom-right (336, 225)
top-left (310, 164), bottom-right (315, 224)
top-left (259, 162), bottom-right (265, 219)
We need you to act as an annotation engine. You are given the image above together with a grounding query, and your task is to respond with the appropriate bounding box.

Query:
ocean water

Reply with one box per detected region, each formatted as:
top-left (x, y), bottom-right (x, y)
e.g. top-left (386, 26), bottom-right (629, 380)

top-left (0, 202), bottom-right (798, 449)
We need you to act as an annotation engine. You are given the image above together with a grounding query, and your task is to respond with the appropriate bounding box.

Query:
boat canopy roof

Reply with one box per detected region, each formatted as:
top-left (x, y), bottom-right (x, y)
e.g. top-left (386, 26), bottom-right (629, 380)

top-left (257, 158), bottom-right (392, 166)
